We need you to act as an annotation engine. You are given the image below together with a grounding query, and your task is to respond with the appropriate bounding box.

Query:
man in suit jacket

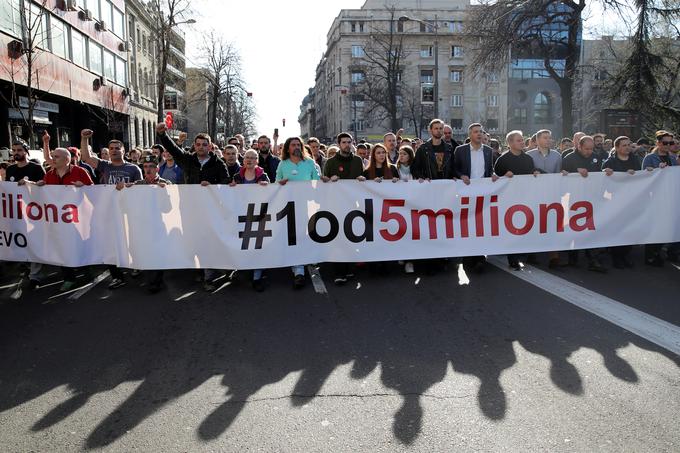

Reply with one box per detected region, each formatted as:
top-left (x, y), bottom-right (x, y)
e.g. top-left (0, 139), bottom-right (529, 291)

top-left (450, 123), bottom-right (494, 183)
top-left (451, 123), bottom-right (495, 273)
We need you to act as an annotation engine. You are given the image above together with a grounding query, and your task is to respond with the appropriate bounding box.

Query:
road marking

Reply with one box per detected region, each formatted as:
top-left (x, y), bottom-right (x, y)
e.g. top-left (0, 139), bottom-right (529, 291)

top-left (68, 271), bottom-right (110, 300)
top-left (488, 256), bottom-right (680, 356)
top-left (307, 265), bottom-right (328, 295)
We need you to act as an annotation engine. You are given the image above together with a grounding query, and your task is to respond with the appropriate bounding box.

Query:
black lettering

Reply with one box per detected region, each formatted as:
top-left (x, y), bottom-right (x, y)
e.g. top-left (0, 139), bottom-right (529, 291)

top-left (14, 233), bottom-right (27, 248)
top-left (343, 199), bottom-right (374, 243)
top-left (308, 211), bottom-right (339, 243)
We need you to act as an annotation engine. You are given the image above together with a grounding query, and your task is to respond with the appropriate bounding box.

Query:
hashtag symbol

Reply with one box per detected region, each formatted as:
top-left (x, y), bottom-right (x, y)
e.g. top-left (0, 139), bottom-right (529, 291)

top-left (238, 203), bottom-right (273, 250)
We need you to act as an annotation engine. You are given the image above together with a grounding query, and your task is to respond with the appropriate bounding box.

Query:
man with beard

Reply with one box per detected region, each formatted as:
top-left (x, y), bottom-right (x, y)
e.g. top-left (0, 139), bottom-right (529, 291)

top-left (411, 118), bottom-right (455, 181)
top-left (383, 132), bottom-right (399, 165)
top-left (592, 133), bottom-right (609, 161)
top-left (80, 129), bottom-right (143, 289)
top-left (257, 134), bottom-right (280, 182)
top-left (6, 139), bottom-right (45, 183)
top-left (307, 137), bottom-right (326, 173)
top-left (322, 132), bottom-right (364, 285)
top-left (443, 124), bottom-right (461, 151)
top-left (156, 122), bottom-right (230, 291)
top-left (7, 139), bottom-right (46, 288)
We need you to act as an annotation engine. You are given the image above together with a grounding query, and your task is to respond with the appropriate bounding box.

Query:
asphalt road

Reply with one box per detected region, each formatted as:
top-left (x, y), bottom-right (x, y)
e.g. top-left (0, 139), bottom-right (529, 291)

top-left (0, 248), bottom-right (678, 452)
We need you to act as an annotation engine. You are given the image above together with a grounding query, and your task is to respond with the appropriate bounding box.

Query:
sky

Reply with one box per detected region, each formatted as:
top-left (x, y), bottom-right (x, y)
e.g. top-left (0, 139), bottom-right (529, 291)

top-left (183, 0), bottom-right (629, 139)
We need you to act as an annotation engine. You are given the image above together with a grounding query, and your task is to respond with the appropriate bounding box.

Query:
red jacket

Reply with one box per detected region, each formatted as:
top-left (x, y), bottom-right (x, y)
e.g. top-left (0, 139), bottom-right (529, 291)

top-left (43, 165), bottom-right (94, 186)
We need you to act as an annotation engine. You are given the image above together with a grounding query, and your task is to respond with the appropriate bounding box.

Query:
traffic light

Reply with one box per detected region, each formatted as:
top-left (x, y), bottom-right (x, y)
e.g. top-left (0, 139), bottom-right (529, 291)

top-left (165, 112), bottom-right (173, 128)
top-left (282, 118), bottom-right (286, 127)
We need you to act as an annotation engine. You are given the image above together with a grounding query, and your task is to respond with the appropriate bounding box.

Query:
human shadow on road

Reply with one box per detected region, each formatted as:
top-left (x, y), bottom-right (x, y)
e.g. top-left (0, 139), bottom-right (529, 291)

top-left (0, 262), bottom-right (677, 449)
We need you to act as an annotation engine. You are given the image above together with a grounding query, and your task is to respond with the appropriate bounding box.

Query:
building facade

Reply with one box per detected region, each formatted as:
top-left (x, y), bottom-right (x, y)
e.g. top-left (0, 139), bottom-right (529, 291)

top-left (125, 0), bottom-right (158, 149)
top-left (303, 0), bottom-right (508, 142)
top-left (0, 0), bottom-right (129, 150)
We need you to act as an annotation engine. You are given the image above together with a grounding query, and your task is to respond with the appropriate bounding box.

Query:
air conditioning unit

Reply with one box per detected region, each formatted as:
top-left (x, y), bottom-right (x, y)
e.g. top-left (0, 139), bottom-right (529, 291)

top-left (57, 0), bottom-right (77, 11)
top-left (96, 20), bottom-right (107, 31)
top-left (118, 41), bottom-right (130, 52)
top-left (7, 39), bottom-right (24, 59)
top-left (79, 9), bottom-right (93, 21)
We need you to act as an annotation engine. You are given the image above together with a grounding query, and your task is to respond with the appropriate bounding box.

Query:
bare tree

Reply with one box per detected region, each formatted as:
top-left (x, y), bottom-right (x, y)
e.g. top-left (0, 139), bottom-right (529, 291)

top-left (402, 88), bottom-right (433, 139)
top-left (149, 0), bottom-right (193, 123)
top-left (353, 8), bottom-right (406, 133)
top-left (0, 0), bottom-right (53, 147)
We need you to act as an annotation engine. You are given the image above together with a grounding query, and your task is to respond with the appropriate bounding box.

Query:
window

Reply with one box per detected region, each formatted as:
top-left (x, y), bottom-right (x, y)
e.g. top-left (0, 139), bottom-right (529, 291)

top-left (420, 45), bottom-right (433, 58)
top-left (511, 59), bottom-right (565, 79)
top-left (448, 21), bottom-right (464, 33)
top-left (351, 71), bottom-right (364, 85)
top-left (487, 95), bottom-right (498, 107)
top-left (164, 92), bottom-right (178, 109)
top-left (396, 70), bottom-right (402, 82)
top-left (451, 46), bottom-right (463, 58)
top-left (450, 95), bottom-right (463, 107)
top-left (351, 45), bottom-right (364, 58)
top-left (397, 20), bottom-right (404, 32)
top-left (76, 0), bottom-right (85, 9)
top-left (0, 0), bottom-right (21, 37)
top-left (419, 20), bottom-right (435, 33)
top-left (25, 3), bottom-right (48, 49)
top-left (486, 119), bottom-right (499, 130)
top-left (88, 41), bottom-right (102, 74)
top-left (100, 0), bottom-right (112, 26)
top-left (50, 18), bottom-right (69, 59)
top-left (451, 118), bottom-right (463, 130)
top-left (359, 22), bottom-right (364, 32)
top-left (142, 33), bottom-right (147, 54)
top-left (136, 28), bottom-right (141, 50)
top-left (534, 92), bottom-right (551, 123)
top-left (71, 29), bottom-right (87, 67)
top-left (115, 56), bottom-right (126, 85)
top-left (420, 69), bottom-right (434, 84)
top-left (112, 7), bottom-right (124, 38)
top-left (351, 94), bottom-right (365, 109)
top-left (87, 0), bottom-right (101, 22)
top-left (351, 22), bottom-right (356, 32)
top-left (103, 49), bottom-right (115, 80)
top-left (486, 72), bottom-right (499, 83)
top-left (351, 119), bottom-right (366, 131)
top-left (513, 108), bottom-right (528, 125)
top-left (450, 70), bottom-right (462, 82)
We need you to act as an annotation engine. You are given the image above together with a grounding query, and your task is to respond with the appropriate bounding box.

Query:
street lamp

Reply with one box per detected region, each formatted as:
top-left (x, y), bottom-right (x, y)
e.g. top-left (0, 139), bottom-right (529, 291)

top-left (399, 15), bottom-right (440, 120)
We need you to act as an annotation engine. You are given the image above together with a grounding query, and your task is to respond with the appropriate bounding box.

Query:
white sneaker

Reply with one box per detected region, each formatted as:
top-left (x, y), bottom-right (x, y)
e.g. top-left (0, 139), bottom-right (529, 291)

top-left (404, 262), bottom-right (415, 274)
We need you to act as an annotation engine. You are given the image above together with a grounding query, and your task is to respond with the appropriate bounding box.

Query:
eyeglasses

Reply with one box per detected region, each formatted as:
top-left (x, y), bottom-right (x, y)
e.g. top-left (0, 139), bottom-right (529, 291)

top-left (661, 141), bottom-right (675, 146)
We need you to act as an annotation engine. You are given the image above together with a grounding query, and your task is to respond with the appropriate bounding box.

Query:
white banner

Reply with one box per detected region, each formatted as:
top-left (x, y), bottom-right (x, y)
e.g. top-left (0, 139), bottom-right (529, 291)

top-left (1, 168), bottom-right (679, 270)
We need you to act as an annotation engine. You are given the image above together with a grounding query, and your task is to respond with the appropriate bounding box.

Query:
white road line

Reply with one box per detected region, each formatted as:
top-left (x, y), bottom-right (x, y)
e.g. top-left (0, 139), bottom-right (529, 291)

top-left (487, 256), bottom-right (680, 356)
top-left (68, 271), bottom-right (110, 300)
top-left (307, 265), bottom-right (328, 295)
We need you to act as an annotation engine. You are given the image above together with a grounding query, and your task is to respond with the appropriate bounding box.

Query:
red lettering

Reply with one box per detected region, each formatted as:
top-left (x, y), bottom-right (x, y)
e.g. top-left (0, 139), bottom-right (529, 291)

top-left (504, 204), bottom-right (534, 235)
top-left (460, 197), bottom-right (469, 238)
top-left (17, 194), bottom-right (23, 220)
top-left (539, 203), bottom-right (565, 234)
top-left (61, 204), bottom-right (80, 224)
top-left (475, 196), bottom-right (485, 237)
top-left (410, 209), bottom-right (454, 240)
top-left (26, 202), bottom-right (42, 221)
top-left (490, 195), bottom-right (499, 236)
top-left (43, 203), bottom-right (58, 223)
top-left (569, 201), bottom-right (595, 231)
top-left (379, 199), bottom-right (406, 241)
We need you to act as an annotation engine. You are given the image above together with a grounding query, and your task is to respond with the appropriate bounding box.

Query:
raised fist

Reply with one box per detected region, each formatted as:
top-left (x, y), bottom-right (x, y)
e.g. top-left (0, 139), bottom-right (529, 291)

top-left (42, 130), bottom-right (50, 143)
top-left (178, 131), bottom-right (187, 143)
top-left (81, 129), bottom-right (93, 139)
top-left (156, 123), bottom-right (167, 134)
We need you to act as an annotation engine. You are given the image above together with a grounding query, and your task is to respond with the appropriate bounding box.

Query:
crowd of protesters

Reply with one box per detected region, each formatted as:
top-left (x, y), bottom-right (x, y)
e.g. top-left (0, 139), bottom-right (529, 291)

top-left (1, 118), bottom-right (678, 295)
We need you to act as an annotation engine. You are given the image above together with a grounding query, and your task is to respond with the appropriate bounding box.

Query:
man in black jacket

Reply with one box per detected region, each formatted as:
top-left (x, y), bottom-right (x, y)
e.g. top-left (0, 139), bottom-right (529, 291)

top-left (411, 119), bottom-right (455, 180)
top-left (156, 123), bottom-right (229, 186)
top-left (257, 134), bottom-right (280, 182)
top-left (156, 122), bottom-right (230, 290)
top-left (561, 135), bottom-right (607, 273)
top-left (602, 136), bottom-right (640, 269)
